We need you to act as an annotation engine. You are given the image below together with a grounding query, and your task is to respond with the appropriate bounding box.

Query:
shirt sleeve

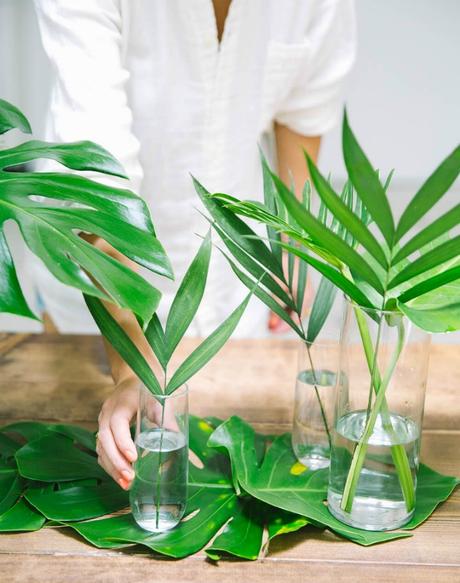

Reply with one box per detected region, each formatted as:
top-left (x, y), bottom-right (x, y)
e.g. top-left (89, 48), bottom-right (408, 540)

top-left (33, 0), bottom-right (143, 192)
top-left (275, 0), bottom-right (357, 137)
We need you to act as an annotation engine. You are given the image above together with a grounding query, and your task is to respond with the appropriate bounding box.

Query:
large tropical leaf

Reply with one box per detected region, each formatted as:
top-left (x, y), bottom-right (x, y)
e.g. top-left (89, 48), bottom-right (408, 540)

top-left (209, 416), bottom-right (459, 546)
top-left (1, 418), bottom-right (458, 556)
top-left (0, 99), bottom-right (31, 135)
top-left (0, 99), bottom-right (172, 324)
top-left (0, 417), bottom-right (307, 560)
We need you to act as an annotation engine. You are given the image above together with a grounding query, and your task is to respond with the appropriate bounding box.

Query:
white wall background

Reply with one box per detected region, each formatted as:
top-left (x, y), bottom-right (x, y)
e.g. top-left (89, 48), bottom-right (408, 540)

top-left (0, 0), bottom-right (459, 341)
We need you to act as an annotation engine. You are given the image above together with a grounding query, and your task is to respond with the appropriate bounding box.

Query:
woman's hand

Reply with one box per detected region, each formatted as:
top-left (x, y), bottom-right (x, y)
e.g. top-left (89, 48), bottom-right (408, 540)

top-left (96, 377), bottom-right (139, 490)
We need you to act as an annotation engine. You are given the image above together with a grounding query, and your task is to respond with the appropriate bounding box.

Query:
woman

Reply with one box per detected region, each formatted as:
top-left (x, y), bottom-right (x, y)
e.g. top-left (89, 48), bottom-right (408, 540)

top-left (34, 0), bottom-right (356, 489)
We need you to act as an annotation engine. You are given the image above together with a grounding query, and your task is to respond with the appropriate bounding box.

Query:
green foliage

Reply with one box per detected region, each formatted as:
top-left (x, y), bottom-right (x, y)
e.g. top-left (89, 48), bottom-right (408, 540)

top-left (198, 114), bottom-right (460, 334)
top-left (86, 233), bottom-right (250, 396)
top-left (0, 98), bottom-right (172, 325)
top-left (194, 160), bottom-right (369, 345)
top-left (0, 417), bottom-right (457, 557)
top-left (209, 416), bottom-right (459, 546)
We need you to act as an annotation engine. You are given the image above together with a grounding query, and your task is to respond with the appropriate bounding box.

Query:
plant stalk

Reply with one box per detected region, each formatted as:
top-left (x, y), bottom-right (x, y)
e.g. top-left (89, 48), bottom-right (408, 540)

top-left (340, 309), bottom-right (415, 513)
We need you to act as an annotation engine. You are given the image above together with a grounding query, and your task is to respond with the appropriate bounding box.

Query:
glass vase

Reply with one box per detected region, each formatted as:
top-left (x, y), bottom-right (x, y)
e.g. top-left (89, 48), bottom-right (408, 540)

top-left (292, 340), bottom-right (341, 470)
top-left (327, 299), bottom-right (430, 531)
top-left (130, 384), bottom-right (189, 533)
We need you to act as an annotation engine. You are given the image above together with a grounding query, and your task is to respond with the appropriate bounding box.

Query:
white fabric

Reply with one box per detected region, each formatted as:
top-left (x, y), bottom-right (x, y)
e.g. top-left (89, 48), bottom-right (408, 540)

top-left (32, 0), bottom-right (356, 336)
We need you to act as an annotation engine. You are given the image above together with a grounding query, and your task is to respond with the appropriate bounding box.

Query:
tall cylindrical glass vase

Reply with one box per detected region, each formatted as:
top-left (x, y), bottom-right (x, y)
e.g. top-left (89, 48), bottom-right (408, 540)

top-left (327, 299), bottom-right (430, 531)
top-left (130, 384), bottom-right (189, 533)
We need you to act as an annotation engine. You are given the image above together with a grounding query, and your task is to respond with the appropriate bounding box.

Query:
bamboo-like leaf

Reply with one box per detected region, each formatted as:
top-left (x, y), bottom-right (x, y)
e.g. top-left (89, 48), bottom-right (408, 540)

top-left (193, 178), bottom-right (286, 282)
top-left (144, 314), bottom-right (168, 371)
top-left (393, 205), bottom-right (460, 264)
top-left (296, 246), bottom-right (308, 314)
top-left (277, 241), bottom-right (376, 309)
top-left (164, 232), bottom-right (212, 359)
top-left (210, 220), bottom-right (296, 311)
top-left (398, 265), bottom-right (460, 303)
top-left (84, 295), bottom-right (163, 396)
top-left (261, 153), bottom-right (282, 263)
top-left (399, 300), bottom-right (460, 333)
top-left (396, 145), bottom-right (460, 241)
top-left (0, 98), bottom-right (32, 135)
top-left (306, 277), bottom-right (337, 343)
top-left (223, 252), bottom-right (304, 337)
top-left (165, 293), bottom-right (251, 394)
top-left (270, 173), bottom-right (384, 294)
top-left (388, 236), bottom-right (460, 289)
top-left (342, 111), bottom-right (395, 245)
top-left (306, 154), bottom-right (388, 268)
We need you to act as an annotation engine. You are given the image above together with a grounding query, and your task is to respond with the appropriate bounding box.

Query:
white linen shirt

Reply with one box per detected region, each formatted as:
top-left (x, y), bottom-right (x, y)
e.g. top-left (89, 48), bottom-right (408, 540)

top-left (33, 0), bottom-right (356, 336)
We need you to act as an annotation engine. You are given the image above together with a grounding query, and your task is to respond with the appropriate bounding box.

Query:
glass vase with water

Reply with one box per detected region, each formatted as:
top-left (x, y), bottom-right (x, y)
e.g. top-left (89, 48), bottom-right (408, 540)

top-left (327, 299), bottom-right (430, 531)
top-left (130, 384), bottom-right (189, 533)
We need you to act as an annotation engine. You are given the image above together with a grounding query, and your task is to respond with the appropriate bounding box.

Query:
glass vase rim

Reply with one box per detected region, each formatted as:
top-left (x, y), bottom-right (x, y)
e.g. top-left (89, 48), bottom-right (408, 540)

top-left (140, 383), bottom-right (189, 399)
top-left (343, 295), bottom-right (406, 317)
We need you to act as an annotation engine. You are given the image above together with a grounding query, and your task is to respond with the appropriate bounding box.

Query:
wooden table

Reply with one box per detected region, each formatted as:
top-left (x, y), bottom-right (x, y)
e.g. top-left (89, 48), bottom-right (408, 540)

top-left (0, 333), bottom-right (459, 583)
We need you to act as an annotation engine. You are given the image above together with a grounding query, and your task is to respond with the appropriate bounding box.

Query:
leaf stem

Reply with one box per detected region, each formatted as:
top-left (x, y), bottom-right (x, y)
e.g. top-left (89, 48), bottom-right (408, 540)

top-left (340, 310), bottom-right (414, 513)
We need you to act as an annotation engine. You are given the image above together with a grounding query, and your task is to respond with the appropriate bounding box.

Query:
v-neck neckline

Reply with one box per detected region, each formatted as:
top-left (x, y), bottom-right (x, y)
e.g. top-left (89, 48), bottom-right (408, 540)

top-left (203, 0), bottom-right (240, 53)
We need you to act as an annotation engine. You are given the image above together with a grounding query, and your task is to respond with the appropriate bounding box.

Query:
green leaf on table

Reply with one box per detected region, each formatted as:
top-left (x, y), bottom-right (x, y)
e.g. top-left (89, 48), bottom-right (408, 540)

top-left (404, 464), bottom-right (460, 528)
top-left (205, 498), bottom-right (265, 560)
top-left (15, 433), bottom-right (106, 482)
top-left (0, 499), bottom-right (45, 532)
top-left (210, 416), bottom-right (448, 546)
top-left (25, 482), bottom-right (128, 522)
top-left (0, 98), bottom-right (32, 135)
top-left (0, 464), bottom-right (23, 515)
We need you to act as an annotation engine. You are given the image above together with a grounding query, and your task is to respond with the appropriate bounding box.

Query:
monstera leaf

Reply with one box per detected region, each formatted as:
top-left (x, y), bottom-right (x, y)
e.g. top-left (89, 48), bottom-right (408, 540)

top-left (0, 98), bottom-right (172, 324)
top-left (0, 417), bottom-right (307, 560)
top-left (208, 416), bottom-right (460, 546)
top-left (0, 417), bottom-right (458, 558)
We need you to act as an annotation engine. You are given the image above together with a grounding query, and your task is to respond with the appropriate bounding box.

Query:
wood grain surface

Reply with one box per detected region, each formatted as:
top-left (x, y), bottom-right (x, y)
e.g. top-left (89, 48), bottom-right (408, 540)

top-left (0, 333), bottom-right (459, 583)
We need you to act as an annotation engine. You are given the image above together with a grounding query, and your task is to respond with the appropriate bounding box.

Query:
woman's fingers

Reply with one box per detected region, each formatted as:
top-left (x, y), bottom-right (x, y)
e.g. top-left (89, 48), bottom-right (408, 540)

top-left (110, 411), bottom-right (137, 463)
top-left (97, 449), bottom-right (131, 490)
top-left (97, 425), bottom-right (135, 484)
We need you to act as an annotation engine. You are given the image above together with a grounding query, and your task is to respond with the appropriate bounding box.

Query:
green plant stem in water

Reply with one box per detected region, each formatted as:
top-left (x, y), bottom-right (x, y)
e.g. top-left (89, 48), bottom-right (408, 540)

top-left (340, 309), bottom-right (415, 514)
top-left (304, 340), bottom-right (332, 450)
top-left (154, 388), bottom-right (167, 530)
